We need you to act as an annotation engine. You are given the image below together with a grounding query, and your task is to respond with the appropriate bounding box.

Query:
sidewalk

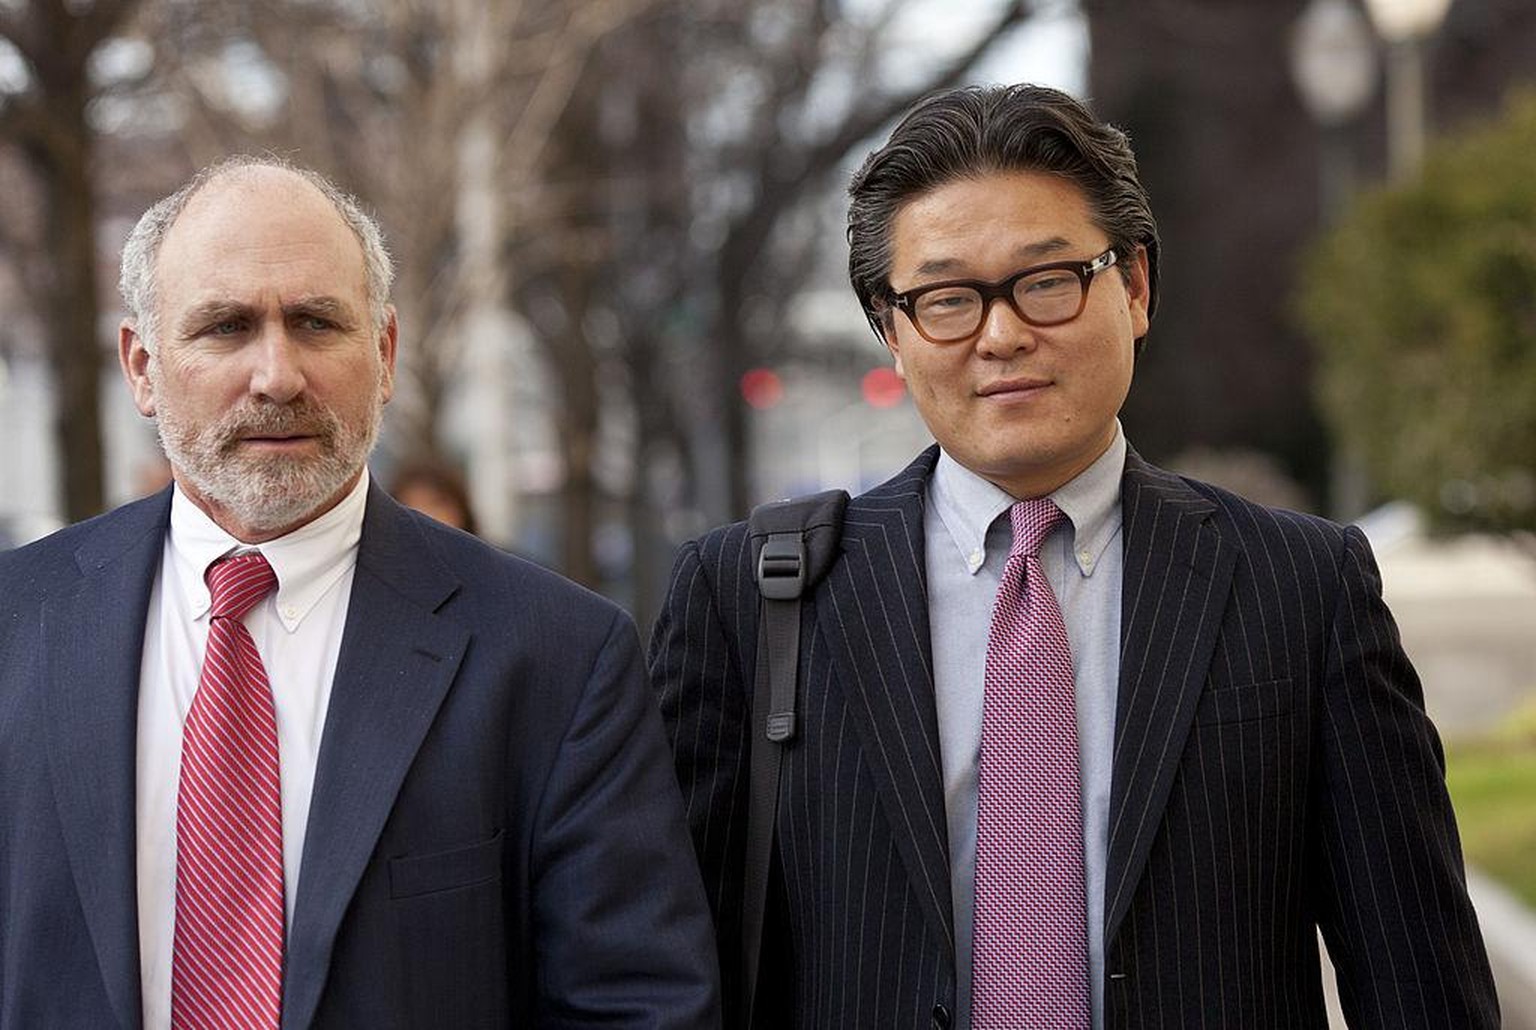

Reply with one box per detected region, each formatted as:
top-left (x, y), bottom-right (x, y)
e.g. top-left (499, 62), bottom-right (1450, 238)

top-left (1471, 870), bottom-right (1536, 1028)
top-left (1365, 511), bottom-right (1536, 737)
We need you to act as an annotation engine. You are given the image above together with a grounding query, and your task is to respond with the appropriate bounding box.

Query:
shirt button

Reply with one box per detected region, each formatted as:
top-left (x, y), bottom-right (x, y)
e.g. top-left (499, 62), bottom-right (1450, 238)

top-left (281, 605), bottom-right (298, 620)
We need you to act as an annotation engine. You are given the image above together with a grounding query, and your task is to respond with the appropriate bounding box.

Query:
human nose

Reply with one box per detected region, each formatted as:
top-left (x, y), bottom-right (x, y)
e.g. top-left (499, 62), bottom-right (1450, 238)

top-left (248, 325), bottom-right (307, 403)
top-left (972, 294), bottom-right (1040, 359)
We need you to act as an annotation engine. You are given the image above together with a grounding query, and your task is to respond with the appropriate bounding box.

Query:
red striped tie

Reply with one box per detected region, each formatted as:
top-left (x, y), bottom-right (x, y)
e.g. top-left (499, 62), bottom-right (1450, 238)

top-left (972, 499), bottom-right (1090, 1028)
top-left (172, 552), bottom-right (284, 1030)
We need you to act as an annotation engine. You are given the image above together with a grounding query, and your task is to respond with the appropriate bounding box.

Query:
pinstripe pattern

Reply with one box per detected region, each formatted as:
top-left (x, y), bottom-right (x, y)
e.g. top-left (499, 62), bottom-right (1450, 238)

top-left (650, 446), bottom-right (1498, 1029)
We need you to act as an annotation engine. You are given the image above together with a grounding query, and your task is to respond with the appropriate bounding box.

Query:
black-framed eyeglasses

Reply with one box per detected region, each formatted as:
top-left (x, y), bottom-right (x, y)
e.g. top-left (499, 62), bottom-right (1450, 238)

top-left (886, 248), bottom-right (1120, 344)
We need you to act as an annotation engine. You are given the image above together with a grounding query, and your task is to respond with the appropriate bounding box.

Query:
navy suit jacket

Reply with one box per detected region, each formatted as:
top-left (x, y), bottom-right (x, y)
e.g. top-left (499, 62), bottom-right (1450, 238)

top-left (0, 483), bottom-right (720, 1028)
top-left (649, 446), bottom-right (1498, 1029)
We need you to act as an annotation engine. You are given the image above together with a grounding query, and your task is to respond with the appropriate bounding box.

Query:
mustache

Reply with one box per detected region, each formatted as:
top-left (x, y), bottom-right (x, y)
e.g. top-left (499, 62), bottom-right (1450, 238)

top-left (210, 400), bottom-right (341, 453)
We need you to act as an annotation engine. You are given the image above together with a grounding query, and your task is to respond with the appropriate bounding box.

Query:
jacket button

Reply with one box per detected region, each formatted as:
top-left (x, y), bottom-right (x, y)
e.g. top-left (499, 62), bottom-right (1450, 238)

top-left (931, 1003), bottom-right (952, 1029)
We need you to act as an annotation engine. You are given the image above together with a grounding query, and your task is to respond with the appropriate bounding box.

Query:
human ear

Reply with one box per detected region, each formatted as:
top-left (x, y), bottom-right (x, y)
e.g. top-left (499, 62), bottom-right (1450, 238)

top-left (119, 321), bottom-right (156, 417)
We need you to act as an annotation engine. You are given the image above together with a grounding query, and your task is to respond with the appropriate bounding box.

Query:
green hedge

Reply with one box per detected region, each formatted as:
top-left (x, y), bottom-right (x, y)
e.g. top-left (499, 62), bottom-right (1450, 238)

top-left (1298, 92), bottom-right (1536, 533)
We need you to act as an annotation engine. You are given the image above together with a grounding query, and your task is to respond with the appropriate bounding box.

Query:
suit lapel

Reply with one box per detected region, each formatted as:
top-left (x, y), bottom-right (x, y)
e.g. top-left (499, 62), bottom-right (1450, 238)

top-left (1102, 452), bottom-right (1235, 947)
top-left (42, 490), bottom-right (172, 1030)
top-left (816, 447), bottom-right (956, 955)
top-left (282, 487), bottom-right (468, 1030)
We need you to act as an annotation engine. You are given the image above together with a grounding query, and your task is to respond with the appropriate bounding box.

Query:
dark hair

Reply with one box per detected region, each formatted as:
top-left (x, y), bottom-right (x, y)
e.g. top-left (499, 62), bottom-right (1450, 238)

top-left (847, 83), bottom-right (1160, 352)
top-left (391, 460), bottom-right (480, 537)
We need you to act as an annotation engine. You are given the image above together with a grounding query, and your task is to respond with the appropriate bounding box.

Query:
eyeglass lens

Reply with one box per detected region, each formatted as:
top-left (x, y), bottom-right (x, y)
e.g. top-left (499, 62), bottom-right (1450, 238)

top-left (913, 268), bottom-right (1083, 341)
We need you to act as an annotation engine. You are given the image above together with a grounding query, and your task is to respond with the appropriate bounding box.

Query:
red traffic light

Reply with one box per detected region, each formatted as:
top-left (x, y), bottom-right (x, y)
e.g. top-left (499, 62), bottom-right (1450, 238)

top-left (740, 368), bottom-right (785, 410)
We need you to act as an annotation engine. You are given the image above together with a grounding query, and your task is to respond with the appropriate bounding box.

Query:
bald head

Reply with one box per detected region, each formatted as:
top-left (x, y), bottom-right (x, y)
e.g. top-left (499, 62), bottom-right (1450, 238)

top-left (118, 156), bottom-right (393, 351)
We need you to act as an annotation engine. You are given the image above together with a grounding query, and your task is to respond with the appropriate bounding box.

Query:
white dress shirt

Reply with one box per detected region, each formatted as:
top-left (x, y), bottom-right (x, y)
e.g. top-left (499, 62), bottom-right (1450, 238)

top-left (135, 471), bottom-right (369, 1029)
top-left (926, 426), bottom-right (1126, 1030)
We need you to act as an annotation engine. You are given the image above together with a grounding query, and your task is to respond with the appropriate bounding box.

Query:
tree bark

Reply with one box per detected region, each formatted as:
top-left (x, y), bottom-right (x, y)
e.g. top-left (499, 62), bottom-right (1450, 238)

top-left (1, 0), bottom-right (139, 522)
top-left (553, 262), bottom-right (602, 589)
top-left (34, 113), bottom-right (106, 521)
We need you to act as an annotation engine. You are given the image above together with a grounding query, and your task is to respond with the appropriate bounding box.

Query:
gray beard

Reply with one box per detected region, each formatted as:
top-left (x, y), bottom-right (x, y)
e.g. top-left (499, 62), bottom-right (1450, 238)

top-left (152, 384), bottom-right (382, 536)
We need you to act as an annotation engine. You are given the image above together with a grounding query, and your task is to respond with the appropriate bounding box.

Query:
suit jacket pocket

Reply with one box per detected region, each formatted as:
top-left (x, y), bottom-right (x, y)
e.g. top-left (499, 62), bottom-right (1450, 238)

top-left (388, 829), bottom-right (504, 899)
top-left (1193, 679), bottom-right (1293, 726)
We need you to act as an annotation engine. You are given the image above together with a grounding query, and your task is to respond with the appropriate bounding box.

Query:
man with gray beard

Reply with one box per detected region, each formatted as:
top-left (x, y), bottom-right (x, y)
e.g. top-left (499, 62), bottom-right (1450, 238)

top-left (0, 157), bottom-right (719, 1029)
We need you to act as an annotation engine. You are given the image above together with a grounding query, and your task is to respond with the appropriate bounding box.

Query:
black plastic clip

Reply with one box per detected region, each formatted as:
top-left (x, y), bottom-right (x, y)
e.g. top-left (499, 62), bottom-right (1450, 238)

top-left (757, 535), bottom-right (806, 600)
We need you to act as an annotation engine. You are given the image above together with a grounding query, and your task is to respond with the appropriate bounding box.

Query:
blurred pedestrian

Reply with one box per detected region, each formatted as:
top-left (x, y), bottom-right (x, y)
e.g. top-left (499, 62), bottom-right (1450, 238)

top-left (391, 459), bottom-right (480, 536)
top-left (650, 83), bottom-right (1497, 1029)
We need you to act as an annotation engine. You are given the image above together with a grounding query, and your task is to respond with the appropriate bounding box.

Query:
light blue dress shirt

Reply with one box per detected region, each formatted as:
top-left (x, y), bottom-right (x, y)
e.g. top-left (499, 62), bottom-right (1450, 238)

top-left (925, 426), bottom-right (1126, 1030)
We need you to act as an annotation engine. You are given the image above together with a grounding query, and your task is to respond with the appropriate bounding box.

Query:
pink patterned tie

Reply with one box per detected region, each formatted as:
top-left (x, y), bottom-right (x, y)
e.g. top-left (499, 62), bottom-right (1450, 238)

top-left (173, 552), bottom-right (285, 1030)
top-left (973, 499), bottom-right (1090, 1029)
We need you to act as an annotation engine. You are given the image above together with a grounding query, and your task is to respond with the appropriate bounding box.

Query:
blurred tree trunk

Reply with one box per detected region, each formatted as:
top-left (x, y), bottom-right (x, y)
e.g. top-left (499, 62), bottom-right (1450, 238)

top-left (610, 6), bottom-right (694, 624)
top-left (36, 105), bottom-right (103, 522)
top-left (1083, 0), bottom-right (1327, 502)
top-left (512, 43), bottom-right (608, 589)
top-left (1, 0), bottom-right (141, 522)
top-left (551, 262), bottom-right (602, 589)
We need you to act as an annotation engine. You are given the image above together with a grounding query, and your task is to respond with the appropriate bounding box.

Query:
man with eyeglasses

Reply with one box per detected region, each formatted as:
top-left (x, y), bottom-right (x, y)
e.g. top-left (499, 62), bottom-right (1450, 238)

top-left (649, 84), bottom-right (1498, 1029)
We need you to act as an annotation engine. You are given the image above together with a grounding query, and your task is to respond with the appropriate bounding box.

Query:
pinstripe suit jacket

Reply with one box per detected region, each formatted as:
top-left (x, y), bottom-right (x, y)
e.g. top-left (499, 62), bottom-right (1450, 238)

top-left (649, 445), bottom-right (1498, 1029)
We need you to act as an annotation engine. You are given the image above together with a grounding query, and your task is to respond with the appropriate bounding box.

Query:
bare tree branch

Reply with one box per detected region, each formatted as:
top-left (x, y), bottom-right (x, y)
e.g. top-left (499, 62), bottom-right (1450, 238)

top-left (501, 0), bottom-right (664, 183)
top-left (729, 0), bottom-right (1032, 276)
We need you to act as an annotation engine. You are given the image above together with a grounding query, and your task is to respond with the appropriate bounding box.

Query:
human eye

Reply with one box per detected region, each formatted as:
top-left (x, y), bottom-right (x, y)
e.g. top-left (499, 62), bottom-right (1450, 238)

top-left (201, 317), bottom-right (246, 338)
top-left (915, 287), bottom-right (980, 316)
top-left (288, 302), bottom-right (353, 336)
top-left (1020, 271), bottom-right (1076, 294)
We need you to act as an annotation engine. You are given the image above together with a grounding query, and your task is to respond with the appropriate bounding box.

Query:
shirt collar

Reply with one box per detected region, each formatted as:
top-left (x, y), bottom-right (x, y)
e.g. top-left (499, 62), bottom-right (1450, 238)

top-left (167, 468), bottom-right (371, 632)
top-left (930, 422), bottom-right (1126, 579)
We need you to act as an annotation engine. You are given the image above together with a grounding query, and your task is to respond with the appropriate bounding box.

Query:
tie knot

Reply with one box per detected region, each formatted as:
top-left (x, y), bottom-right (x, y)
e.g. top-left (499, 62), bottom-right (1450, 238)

top-left (1008, 498), bottom-right (1065, 559)
top-left (206, 552), bottom-right (278, 620)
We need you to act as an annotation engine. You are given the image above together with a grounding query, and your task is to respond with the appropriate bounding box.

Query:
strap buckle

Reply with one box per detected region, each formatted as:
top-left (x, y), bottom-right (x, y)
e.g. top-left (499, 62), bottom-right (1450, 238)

top-left (757, 535), bottom-right (806, 600)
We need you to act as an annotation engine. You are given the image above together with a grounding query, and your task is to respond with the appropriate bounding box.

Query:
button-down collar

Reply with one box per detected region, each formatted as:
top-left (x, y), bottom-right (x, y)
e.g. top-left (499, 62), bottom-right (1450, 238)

top-left (931, 423), bottom-right (1126, 579)
top-left (166, 469), bottom-right (370, 632)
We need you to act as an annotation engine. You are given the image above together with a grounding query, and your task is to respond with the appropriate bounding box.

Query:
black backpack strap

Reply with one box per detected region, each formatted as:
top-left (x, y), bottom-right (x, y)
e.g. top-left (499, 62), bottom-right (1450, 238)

top-left (741, 489), bottom-right (847, 1027)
